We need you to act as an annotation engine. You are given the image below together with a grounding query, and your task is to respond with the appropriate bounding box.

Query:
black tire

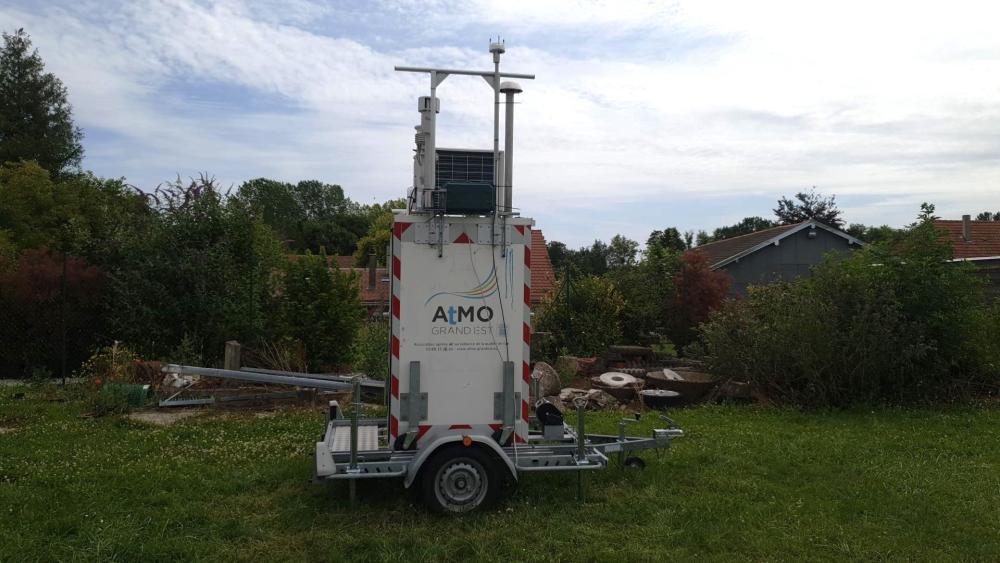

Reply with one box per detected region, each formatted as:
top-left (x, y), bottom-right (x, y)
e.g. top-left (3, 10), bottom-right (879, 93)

top-left (419, 445), bottom-right (501, 514)
top-left (624, 456), bottom-right (646, 470)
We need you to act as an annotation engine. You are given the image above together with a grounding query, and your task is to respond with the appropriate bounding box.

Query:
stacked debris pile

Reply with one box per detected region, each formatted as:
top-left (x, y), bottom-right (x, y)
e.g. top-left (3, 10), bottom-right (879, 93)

top-left (589, 372), bottom-right (643, 403)
top-left (534, 345), bottom-right (752, 410)
top-left (551, 388), bottom-right (620, 410)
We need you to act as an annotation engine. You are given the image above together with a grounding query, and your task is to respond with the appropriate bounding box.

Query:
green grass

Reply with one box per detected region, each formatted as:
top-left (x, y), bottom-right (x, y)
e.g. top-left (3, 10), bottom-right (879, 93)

top-left (1, 386), bottom-right (998, 562)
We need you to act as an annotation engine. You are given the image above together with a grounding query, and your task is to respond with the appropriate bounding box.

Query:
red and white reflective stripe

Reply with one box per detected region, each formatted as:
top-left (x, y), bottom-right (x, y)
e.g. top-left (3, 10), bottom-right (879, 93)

top-left (520, 226), bottom-right (532, 438)
top-left (389, 221), bottom-right (410, 439)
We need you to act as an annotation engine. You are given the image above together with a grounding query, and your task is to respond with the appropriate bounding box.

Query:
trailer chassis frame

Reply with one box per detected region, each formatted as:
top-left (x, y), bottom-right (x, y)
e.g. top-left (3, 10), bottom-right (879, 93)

top-left (162, 364), bottom-right (684, 506)
top-left (314, 396), bottom-right (683, 484)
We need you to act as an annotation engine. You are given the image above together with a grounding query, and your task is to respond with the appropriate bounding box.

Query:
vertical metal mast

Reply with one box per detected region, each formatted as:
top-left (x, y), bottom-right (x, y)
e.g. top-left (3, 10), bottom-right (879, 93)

top-left (394, 44), bottom-right (533, 227)
top-left (489, 39), bottom-right (505, 212)
top-left (501, 82), bottom-right (521, 214)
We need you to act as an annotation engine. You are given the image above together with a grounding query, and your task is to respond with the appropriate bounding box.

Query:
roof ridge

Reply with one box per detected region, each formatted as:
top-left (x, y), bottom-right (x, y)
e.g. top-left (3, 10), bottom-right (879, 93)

top-left (694, 220), bottom-right (803, 249)
top-left (934, 219), bottom-right (1000, 224)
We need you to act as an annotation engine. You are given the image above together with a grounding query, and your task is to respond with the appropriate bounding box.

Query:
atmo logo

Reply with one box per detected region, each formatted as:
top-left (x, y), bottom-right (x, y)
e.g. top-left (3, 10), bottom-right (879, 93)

top-left (423, 266), bottom-right (498, 306)
top-left (432, 305), bottom-right (494, 325)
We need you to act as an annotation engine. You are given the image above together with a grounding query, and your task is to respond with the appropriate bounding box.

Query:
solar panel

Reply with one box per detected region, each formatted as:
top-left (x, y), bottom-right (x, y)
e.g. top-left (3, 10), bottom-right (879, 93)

top-left (435, 149), bottom-right (498, 189)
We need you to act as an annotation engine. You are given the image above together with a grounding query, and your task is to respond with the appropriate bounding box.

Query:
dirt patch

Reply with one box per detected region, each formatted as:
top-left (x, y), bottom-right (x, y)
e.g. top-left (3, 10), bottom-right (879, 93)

top-left (127, 409), bottom-right (204, 426)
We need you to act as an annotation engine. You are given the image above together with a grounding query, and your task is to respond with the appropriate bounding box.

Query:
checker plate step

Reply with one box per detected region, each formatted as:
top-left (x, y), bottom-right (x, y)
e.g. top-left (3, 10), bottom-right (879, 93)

top-left (331, 425), bottom-right (380, 452)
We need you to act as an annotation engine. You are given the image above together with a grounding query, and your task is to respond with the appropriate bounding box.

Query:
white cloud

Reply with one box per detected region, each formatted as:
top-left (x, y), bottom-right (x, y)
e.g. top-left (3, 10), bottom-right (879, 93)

top-left (1, 0), bottom-right (998, 246)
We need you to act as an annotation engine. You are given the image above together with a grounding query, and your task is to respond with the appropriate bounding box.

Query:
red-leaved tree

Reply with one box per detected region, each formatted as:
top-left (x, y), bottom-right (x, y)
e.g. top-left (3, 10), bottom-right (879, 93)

top-left (0, 248), bottom-right (106, 377)
top-left (667, 251), bottom-right (732, 347)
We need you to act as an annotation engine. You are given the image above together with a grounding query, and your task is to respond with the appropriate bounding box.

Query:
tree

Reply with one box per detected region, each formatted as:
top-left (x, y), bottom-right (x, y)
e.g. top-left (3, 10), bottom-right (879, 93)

top-left (0, 248), bottom-right (106, 377)
top-left (0, 29), bottom-right (84, 175)
top-left (774, 188), bottom-right (843, 227)
top-left (666, 252), bottom-right (731, 347)
top-left (534, 275), bottom-right (624, 358)
top-left (0, 160), bottom-right (147, 257)
top-left (353, 209), bottom-right (393, 267)
top-left (545, 240), bottom-right (610, 277)
top-left (352, 198), bottom-right (406, 267)
top-left (233, 178), bottom-right (372, 256)
top-left (107, 175), bottom-right (284, 362)
top-left (683, 230), bottom-right (694, 249)
top-left (0, 160), bottom-right (59, 249)
top-left (273, 250), bottom-right (364, 370)
top-left (546, 240), bottom-right (570, 272)
top-left (709, 216), bottom-right (777, 242)
top-left (0, 230), bottom-right (14, 269)
top-left (975, 211), bottom-right (1000, 221)
top-left (610, 244), bottom-right (681, 344)
top-left (694, 230), bottom-right (712, 246)
top-left (911, 202), bottom-right (938, 226)
top-left (559, 240), bottom-right (611, 277)
top-left (846, 223), bottom-right (899, 244)
top-left (606, 234), bottom-right (639, 270)
top-left (646, 228), bottom-right (687, 253)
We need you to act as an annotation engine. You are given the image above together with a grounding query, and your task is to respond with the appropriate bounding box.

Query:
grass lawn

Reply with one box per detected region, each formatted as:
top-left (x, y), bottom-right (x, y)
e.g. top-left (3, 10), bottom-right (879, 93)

top-left (1, 386), bottom-right (998, 562)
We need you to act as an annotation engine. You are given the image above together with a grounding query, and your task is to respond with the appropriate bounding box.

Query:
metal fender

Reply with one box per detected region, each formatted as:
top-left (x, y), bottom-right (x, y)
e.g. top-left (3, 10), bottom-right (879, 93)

top-left (403, 435), bottom-right (517, 488)
top-left (315, 441), bottom-right (336, 479)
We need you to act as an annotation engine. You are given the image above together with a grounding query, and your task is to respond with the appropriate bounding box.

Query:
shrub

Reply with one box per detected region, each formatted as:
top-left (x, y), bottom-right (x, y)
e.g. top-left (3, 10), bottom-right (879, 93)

top-left (352, 321), bottom-right (389, 379)
top-left (698, 219), bottom-right (994, 406)
top-left (76, 344), bottom-right (141, 382)
top-left (700, 281), bottom-right (929, 406)
top-left (272, 251), bottom-right (364, 371)
top-left (962, 301), bottom-right (1000, 389)
top-left (246, 339), bottom-right (307, 373)
top-left (88, 383), bottom-right (147, 416)
top-left (609, 245), bottom-right (681, 345)
top-left (667, 251), bottom-right (731, 348)
top-left (106, 176), bottom-right (284, 363)
top-left (534, 275), bottom-right (624, 359)
top-left (0, 248), bottom-right (106, 378)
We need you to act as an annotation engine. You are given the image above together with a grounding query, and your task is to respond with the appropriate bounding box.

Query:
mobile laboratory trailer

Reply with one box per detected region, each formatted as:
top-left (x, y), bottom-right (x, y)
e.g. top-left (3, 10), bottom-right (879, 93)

top-left (165, 42), bottom-right (682, 513)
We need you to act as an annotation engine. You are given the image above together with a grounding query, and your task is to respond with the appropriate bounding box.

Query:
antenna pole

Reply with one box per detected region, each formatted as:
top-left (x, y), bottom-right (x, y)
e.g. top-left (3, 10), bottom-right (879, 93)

top-left (490, 39), bottom-right (505, 211)
top-left (427, 72), bottom-right (438, 198)
top-left (394, 43), bottom-right (532, 216)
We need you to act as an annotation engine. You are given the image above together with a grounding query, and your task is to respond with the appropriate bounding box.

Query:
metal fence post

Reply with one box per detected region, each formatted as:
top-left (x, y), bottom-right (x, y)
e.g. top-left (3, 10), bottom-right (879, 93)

top-left (60, 250), bottom-right (67, 387)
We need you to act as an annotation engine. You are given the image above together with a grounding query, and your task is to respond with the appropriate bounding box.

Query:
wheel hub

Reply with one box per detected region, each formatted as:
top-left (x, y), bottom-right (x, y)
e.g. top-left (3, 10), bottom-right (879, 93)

top-left (436, 460), bottom-right (487, 509)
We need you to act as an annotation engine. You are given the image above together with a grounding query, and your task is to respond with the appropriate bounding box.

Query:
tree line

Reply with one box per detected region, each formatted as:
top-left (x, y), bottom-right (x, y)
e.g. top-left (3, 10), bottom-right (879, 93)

top-left (0, 30), bottom-right (398, 377)
top-left (3, 28), bottom-right (997, 405)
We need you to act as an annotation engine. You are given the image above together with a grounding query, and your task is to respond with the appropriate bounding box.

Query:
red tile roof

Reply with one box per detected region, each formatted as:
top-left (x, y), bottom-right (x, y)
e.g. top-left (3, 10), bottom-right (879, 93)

top-left (692, 222), bottom-right (802, 267)
top-left (934, 220), bottom-right (1000, 260)
top-left (339, 267), bottom-right (390, 304)
top-left (335, 255), bottom-right (357, 268)
top-left (530, 229), bottom-right (557, 306)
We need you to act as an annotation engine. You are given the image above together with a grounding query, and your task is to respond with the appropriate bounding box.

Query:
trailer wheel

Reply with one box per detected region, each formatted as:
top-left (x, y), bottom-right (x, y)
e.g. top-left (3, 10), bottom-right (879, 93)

top-left (623, 456), bottom-right (646, 470)
top-left (420, 445), bottom-right (499, 514)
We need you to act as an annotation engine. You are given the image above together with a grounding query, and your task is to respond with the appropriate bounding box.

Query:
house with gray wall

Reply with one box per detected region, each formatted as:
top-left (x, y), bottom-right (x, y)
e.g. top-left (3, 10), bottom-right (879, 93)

top-left (694, 219), bottom-right (864, 295)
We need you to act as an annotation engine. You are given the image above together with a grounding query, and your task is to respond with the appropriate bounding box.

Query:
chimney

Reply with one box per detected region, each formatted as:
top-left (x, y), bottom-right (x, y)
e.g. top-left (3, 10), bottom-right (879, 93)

top-left (367, 252), bottom-right (377, 290)
top-left (962, 214), bottom-right (972, 242)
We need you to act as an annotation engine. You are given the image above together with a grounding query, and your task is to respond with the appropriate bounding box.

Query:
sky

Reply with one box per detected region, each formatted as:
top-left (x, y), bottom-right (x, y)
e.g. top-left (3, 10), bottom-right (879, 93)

top-left (2, 0), bottom-right (999, 248)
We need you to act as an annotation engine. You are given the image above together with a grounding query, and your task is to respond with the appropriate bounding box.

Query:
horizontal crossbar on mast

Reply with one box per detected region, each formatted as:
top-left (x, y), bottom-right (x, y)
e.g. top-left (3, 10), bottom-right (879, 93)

top-left (393, 65), bottom-right (535, 80)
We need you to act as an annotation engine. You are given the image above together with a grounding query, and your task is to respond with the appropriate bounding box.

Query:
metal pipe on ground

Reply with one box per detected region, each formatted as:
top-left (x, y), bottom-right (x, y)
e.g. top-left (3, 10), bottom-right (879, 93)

top-left (239, 367), bottom-right (383, 389)
top-left (162, 364), bottom-right (354, 391)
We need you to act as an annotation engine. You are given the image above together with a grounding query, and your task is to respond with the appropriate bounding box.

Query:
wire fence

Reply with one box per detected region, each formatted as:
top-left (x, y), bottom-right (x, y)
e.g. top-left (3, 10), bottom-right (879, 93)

top-left (0, 250), bottom-right (102, 382)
